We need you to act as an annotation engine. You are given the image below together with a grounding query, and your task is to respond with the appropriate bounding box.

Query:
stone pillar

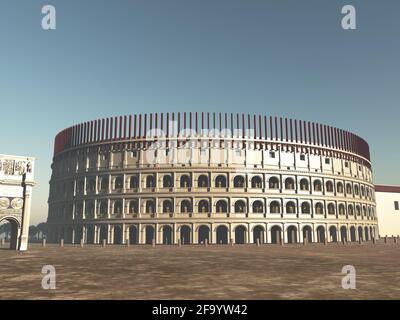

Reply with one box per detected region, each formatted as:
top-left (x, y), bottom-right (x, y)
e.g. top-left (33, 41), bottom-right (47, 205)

top-left (18, 182), bottom-right (34, 251)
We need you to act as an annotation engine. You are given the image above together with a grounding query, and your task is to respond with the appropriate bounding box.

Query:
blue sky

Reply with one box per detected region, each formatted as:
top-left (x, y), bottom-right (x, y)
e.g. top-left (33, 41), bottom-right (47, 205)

top-left (1, 0), bottom-right (399, 224)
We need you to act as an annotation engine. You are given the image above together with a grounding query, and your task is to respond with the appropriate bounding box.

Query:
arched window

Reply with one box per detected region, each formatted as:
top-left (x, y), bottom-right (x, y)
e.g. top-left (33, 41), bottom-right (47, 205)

top-left (348, 205), bottom-right (354, 215)
top-left (315, 202), bottom-right (324, 214)
top-left (363, 206), bottom-right (367, 216)
top-left (301, 202), bottom-right (310, 214)
top-left (215, 175), bottom-right (227, 188)
top-left (146, 175), bottom-right (156, 188)
top-left (300, 178), bottom-right (309, 191)
top-left (129, 200), bottom-right (138, 214)
top-left (252, 201), bottom-right (263, 213)
top-left (328, 203), bottom-right (335, 214)
top-left (285, 178), bottom-right (295, 190)
top-left (146, 200), bottom-right (155, 214)
top-left (85, 202), bottom-right (94, 217)
top-left (337, 182), bottom-right (344, 193)
top-left (87, 179), bottom-right (96, 192)
top-left (216, 200), bottom-right (228, 213)
top-left (76, 180), bottom-right (84, 193)
top-left (180, 175), bottom-right (191, 188)
top-left (338, 204), bottom-right (345, 215)
top-left (251, 176), bottom-right (262, 188)
top-left (99, 201), bottom-right (108, 215)
top-left (115, 176), bottom-right (124, 189)
top-left (234, 200), bottom-right (246, 213)
top-left (286, 201), bottom-right (296, 214)
top-left (163, 200), bottom-right (173, 213)
top-left (233, 176), bottom-right (245, 188)
top-left (130, 176), bottom-right (138, 189)
top-left (113, 201), bottom-right (122, 214)
top-left (356, 205), bottom-right (361, 216)
top-left (361, 186), bottom-right (365, 197)
top-left (198, 200), bottom-right (209, 213)
top-left (163, 175), bottom-right (173, 188)
top-left (346, 183), bottom-right (352, 195)
top-left (313, 180), bottom-right (322, 192)
top-left (269, 177), bottom-right (279, 189)
top-left (270, 201), bottom-right (281, 213)
top-left (354, 185), bottom-right (359, 195)
top-left (180, 200), bottom-right (192, 213)
top-left (197, 175), bottom-right (209, 188)
top-left (100, 177), bottom-right (109, 191)
top-left (326, 181), bottom-right (334, 193)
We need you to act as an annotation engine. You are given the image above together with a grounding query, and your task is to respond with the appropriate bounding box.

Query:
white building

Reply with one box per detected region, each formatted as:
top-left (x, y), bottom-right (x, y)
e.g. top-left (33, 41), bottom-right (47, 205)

top-left (375, 185), bottom-right (400, 237)
top-left (0, 154), bottom-right (35, 250)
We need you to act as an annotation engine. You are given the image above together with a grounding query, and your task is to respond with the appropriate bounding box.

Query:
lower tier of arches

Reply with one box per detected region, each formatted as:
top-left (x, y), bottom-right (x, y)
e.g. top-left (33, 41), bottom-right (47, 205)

top-left (47, 222), bottom-right (379, 245)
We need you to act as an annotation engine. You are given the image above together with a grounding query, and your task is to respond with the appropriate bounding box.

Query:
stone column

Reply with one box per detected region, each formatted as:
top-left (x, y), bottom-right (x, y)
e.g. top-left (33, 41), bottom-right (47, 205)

top-left (18, 183), bottom-right (34, 251)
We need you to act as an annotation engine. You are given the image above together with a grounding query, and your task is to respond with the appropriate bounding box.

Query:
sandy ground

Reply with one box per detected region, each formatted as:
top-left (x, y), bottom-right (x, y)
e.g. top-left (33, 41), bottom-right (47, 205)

top-left (1, 241), bottom-right (400, 300)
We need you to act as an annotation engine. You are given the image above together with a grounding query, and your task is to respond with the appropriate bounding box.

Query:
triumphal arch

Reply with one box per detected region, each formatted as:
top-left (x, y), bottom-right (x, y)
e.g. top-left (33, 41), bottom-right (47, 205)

top-left (0, 155), bottom-right (35, 250)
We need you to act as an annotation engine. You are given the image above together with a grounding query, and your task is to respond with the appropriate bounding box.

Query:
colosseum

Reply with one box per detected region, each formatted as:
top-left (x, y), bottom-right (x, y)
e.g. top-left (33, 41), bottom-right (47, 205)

top-left (47, 112), bottom-right (378, 245)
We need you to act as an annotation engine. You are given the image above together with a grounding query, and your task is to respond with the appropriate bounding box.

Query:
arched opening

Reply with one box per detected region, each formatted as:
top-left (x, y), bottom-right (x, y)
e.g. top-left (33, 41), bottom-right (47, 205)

top-left (99, 201), bottom-right (108, 216)
top-left (216, 200), bottom-right (228, 213)
top-left (216, 225), bottom-right (228, 244)
top-left (340, 226), bottom-right (347, 242)
top-left (253, 225), bottom-right (264, 244)
top-left (346, 183), bottom-right (353, 195)
top-left (86, 225), bottom-right (95, 244)
top-left (354, 185), bottom-right (359, 196)
top-left (301, 202), bottom-right (310, 214)
top-left (215, 175), bottom-right (227, 188)
top-left (302, 226), bottom-right (312, 243)
top-left (270, 201), bottom-right (281, 213)
top-left (197, 175), bottom-right (209, 188)
top-left (146, 200), bottom-right (155, 214)
top-left (315, 203), bottom-right (324, 214)
top-left (180, 225), bottom-right (191, 245)
top-left (270, 226), bottom-right (282, 244)
top-left (350, 226), bottom-right (356, 242)
top-left (286, 201), bottom-right (296, 214)
top-left (337, 182), bottom-right (344, 193)
top-left (285, 177), bottom-right (295, 190)
top-left (115, 176), bottom-right (124, 189)
top-left (99, 225), bottom-right (108, 244)
top-left (129, 225), bottom-right (138, 244)
top-left (180, 175), bottom-right (191, 188)
top-left (130, 176), bottom-right (138, 189)
top-left (129, 200), bottom-right (138, 214)
top-left (146, 175), bottom-right (156, 188)
top-left (66, 226), bottom-right (74, 244)
top-left (317, 226), bottom-right (326, 243)
top-left (338, 204), bottom-right (345, 215)
top-left (113, 201), bottom-right (123, 215)
top-left (233, 175), bottom-right (245, 188)
top-left (326, 181), bottom-right (334, 193)
top-left (313, 180), bottom-right (322, 192)
top-left (252, 201), bottom-right (263, 213)
top-left (269, 177), bottom-right (279, 189)
top-left (329, 226), bottom-right (338, 242)
top-left (145, 225), bottom-right (155, 244)
top-left (328, 203), bottom-right (335, 215)
top-left (162, 225), bottom-right (173, 245)
top-left (251, 176), bottom-right (262, 188)
top-left (287, 226), bottom-right (298, 244)
top-left (235, 225), bottom-right (246, 244)
top-left (163, 175), bottom-right (173, 188)
top-left (365, 227), bottom-right (369, 241)
top-left (356, 206), bottom-right (361, 216)
top-left (358, 226), bottom-right (363, 241)
top-left (163, 200), bottom-right (173, 214)
top-left (299, 178), bottom-right (309, 191)
top-left (348, 205), bottom-right (354, 216)
top-left (180, 200), bottom-right (192, 213)
top-left (234, 200), bottom-right (246, 213)
top-left (0, 218), bottom-right (19, 250)
top-left (87, 179), bottom-right (96, 192)
top-left (113, 225), bottom-right (122, 244)
top-left (198, 225), bottom-right (210, 244)
top-left (100, 177), bottom-right (109, 191)
top-left (198, 200), bottom-right (209, 213)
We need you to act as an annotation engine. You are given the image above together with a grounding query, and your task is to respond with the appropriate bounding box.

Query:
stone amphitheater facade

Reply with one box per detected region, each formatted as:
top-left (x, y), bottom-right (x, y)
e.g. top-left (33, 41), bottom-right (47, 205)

top-left (47, 112), bottom-right (378, 245)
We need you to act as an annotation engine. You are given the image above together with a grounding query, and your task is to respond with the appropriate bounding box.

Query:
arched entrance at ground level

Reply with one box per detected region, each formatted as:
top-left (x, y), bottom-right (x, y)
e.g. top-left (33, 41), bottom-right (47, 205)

top-left (365, 227), bottom-right (369, 241)
top-left (350, 226), bottom-right (356, 242)
top-left (216, 225), bottom-right (228, 244)
top-left (145, 225), bottom-right (155, 244)
top-left (317, 226), bottom-right (325, 243)
top-left (270, 226), bottom-right (282, 244)
top-left (113, 226), bottom-right (122, 244)
top-left (163, 225), bottom-right (172, 245)
top-left (180, 225), bottom-right (191, 245)
top-left (253, 225), bottom-right (264, 244)
top-left (99, 225), bottom-right (108, 244)
top-left (302, 226), bottom-right (312, 243)
top-left (198, 225), bottom-right (210, 244)
top-left (340, 226), bottom-right (348, 242)
top-left (329, 226), bottom-right (337, 242)
top-left (86, 226), bottom-right (95, 244)
top-left (358, 226), bottom-right (363, 241)
top-left (129, 226), bottom-right (138, 244)
top-left (66, 226), bottom-right (74, 244)
top-left (0, 218), bottom-right (19, 250)
top-left (287, 226), bottom-right (298, 244)
top-left (235, 225), bottom-right (246, 244)
top-left (75, 227), bottom-right (83, 244)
